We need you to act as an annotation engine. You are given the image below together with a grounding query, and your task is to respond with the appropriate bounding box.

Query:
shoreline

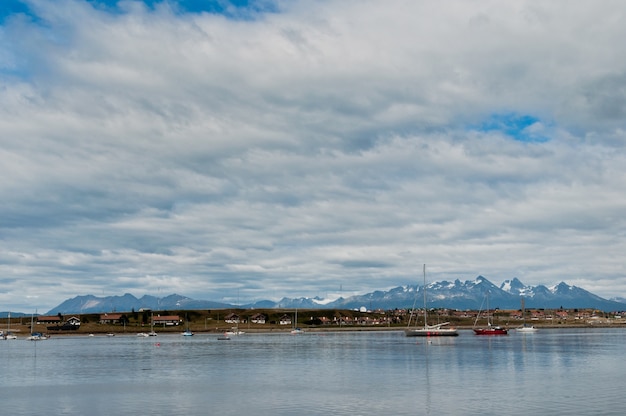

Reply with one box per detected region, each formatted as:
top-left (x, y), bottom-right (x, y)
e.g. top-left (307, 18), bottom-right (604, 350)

top-left (17, 322), bottom-right (626, 338)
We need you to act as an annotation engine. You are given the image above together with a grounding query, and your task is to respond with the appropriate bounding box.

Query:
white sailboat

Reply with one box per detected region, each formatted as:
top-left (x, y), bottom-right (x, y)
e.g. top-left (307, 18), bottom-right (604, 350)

top-left (138, 313), bottom-right (158, 337)
top-left (290, 308), bottom-right (304, 334)
top-left (225, 326), bottom-right (244, 336)
top-left (4, 312), bottom-right (18, 340)
top-left (182, 314), bottom-right (193, 336)
top-left (148, 313), bottom-right (157, 336)
top-left (27, 310), bottom-right (48, 341)
top-left (516, 296), bottom-right (537, 333)
top-left (405, 265), bottom-right (459, 337)
top-left (224, 314), bottom-right (244, 336)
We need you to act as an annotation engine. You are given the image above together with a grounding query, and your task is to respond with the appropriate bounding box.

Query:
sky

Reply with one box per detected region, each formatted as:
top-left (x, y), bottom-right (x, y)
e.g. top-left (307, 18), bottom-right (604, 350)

top-left (1, 0), bottom-right (626, 312)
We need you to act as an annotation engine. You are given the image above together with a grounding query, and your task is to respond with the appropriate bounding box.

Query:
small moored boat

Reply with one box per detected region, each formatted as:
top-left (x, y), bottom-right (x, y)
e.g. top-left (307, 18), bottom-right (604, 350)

top-left (405, 265), bottom-right (459, 337)
top-left (515, 297), bottom-right (537, 333)
top-left (473, 292), bottom-right (508, 335)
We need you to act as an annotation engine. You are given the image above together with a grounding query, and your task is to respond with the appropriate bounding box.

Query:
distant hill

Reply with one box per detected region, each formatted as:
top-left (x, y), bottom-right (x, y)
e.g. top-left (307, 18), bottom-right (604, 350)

top-left (45, 276), bottom-right (626, 315)
top-left (0, 312), bottom-right (29, 319)
top-left (46, 293), bottom-right (232, 315)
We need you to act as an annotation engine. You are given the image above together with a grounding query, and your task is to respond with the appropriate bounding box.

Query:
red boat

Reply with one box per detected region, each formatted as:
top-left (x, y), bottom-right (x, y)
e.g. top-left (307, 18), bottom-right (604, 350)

top-left (473, 292), bottom-right (508, 335)
top-left (473, 325), bottom-right (508, 335)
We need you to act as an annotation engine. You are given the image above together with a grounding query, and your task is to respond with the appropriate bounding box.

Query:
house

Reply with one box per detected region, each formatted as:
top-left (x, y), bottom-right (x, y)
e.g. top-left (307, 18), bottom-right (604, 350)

top-left (279, 314), bottom-right (292, 325)
top-left (334, 316), bottom-right (354, 325)
top-left (452, 310), bottom-right (475, 319)
top-left (355, 316), bottom-right (372, 325)
top-left (152, 315), bottom-right (181, 326)
top-left (555, 310), bottom-right (569, 320)
top-left (99, 313), bottom-right (127, 324)
top-left (318, 316), bottom-right (331, 325)
top-left (66, 316), bottom-right (81, 326)
top-left (224, 313), bottom-right (240, 324)
top-left (37, 316), bottom-right (62, 325)
top-left (530, 310), bottom-right (545, 320)
top-left (46, 316), bottom-right (82, 331)
top-left (250, 313), bottom-right (266, 324)
top-left (575, 311), bottom-right (592, 320)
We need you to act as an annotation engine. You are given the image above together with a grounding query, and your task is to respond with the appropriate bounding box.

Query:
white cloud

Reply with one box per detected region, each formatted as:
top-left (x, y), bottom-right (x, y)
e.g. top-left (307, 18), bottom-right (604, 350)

top-left (1, 0), bottom-right (626, 311)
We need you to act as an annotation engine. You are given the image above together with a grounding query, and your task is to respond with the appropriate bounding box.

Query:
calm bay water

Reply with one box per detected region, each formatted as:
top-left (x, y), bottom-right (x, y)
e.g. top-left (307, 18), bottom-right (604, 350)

top-left (1, 328), bottom-right (625, 415)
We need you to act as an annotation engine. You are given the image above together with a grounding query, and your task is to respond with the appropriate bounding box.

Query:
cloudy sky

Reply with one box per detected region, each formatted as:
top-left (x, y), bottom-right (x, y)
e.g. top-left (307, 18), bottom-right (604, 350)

top-left (1, 0), bottom-right (625, 312)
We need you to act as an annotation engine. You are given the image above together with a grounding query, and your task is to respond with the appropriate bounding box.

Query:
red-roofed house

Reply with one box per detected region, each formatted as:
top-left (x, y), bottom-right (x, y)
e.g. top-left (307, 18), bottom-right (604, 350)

top-left (99, 314), bottom-right (127, 324)
top-left (37, 316), bottom-right (62, 325)
top-left (152, 315), bottom-right (181, 326)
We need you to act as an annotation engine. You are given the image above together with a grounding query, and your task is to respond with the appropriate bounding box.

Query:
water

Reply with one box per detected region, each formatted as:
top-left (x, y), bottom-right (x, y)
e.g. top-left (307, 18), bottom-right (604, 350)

top-left (1, 328), bottom-right (624, 415)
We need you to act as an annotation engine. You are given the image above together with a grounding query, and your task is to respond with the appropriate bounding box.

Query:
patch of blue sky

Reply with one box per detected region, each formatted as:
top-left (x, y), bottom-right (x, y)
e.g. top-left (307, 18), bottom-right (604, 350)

top-left (89, 0), bottom-right (276, 19)
top-left (0, 0), bottom-right (276, 79)
top-left (1, 1), bottom-right (277, 22)
top-left (0, 0), bottom-right (31, 23)
top-left (476, 113), bottom-right (550, 143)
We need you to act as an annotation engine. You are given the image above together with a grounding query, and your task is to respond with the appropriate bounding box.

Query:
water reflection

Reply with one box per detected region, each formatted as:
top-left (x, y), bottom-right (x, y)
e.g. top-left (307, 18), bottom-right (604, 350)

top-left (1, 329), bottom-right (625, 415)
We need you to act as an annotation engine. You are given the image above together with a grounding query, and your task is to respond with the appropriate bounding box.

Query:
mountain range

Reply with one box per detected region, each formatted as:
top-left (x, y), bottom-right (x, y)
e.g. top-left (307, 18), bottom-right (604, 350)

top-left (41, 276), bottom-right (626, 315)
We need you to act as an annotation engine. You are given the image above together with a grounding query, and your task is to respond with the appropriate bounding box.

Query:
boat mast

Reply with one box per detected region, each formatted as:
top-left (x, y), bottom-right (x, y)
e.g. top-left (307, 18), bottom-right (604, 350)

top-left (423, 264), bottom-right (427, 328)
top-left (473, 293), bottom-right (487, 328)
top-left (487, 291), bottom-right (491, 327)
top-left (406, 266), bottom-right (420, 329)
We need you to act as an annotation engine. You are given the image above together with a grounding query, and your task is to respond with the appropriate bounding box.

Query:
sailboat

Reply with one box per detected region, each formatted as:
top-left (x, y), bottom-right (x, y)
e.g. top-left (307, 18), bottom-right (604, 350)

top-left (225, 327), bottom-right (244, 336)
top-left (290, 308), bottom-right (304, 334)
top-left (405, 265), bottom-right (459, 337)
top-left (516, 296), bottom-right (537, 333)
top-left (27, 310), bottom-right (48, 341)
top-left (225, 314), bottom-right (244, 336)
top-left (225, 324), bottom-right (244, 336)
top-left (4, 312), bottom-right (18, 340)
top-left (148, 313), bottom-right (157, 336)
top-left (473, 291), bottom-right (508, 335)
top-left (182, 314), bottom-right (193, 336)
top-left (138, 312), bottom-right (158, 337)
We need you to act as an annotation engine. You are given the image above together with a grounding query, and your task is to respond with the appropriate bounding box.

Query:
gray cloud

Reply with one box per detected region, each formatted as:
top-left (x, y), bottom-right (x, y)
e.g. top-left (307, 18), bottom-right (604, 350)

top-left (1, 0), bottom-right (626, 311)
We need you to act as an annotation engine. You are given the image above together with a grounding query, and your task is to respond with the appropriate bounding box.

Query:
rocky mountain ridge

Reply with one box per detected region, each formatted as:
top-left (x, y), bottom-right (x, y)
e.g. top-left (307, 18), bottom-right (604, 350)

top-left (42, 276), bottom-right (626, 315)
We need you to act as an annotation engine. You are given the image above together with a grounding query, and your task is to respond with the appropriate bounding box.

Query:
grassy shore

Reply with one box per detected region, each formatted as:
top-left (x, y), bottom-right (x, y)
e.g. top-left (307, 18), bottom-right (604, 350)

top-left (4, 308), bottom-right (624, 336)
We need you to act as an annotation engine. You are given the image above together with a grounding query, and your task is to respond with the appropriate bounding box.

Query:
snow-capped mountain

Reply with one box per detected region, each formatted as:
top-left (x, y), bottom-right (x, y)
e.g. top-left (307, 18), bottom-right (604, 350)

top-left (260, 277), bottom-right (625, 311)
top-left (45, 277), bottom-right (626, 315)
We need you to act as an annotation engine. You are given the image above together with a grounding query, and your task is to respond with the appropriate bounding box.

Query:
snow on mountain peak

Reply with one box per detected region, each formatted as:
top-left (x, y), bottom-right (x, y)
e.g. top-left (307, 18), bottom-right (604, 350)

top-left (82, 299), bottom-right (102, 309)
top-left (312, 296), bottom-right (342, 306)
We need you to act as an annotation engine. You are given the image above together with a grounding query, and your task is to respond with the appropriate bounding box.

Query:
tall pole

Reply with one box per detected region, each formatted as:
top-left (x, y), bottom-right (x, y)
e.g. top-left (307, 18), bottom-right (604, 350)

top-left (423, 264), bottom-right (427, 327)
